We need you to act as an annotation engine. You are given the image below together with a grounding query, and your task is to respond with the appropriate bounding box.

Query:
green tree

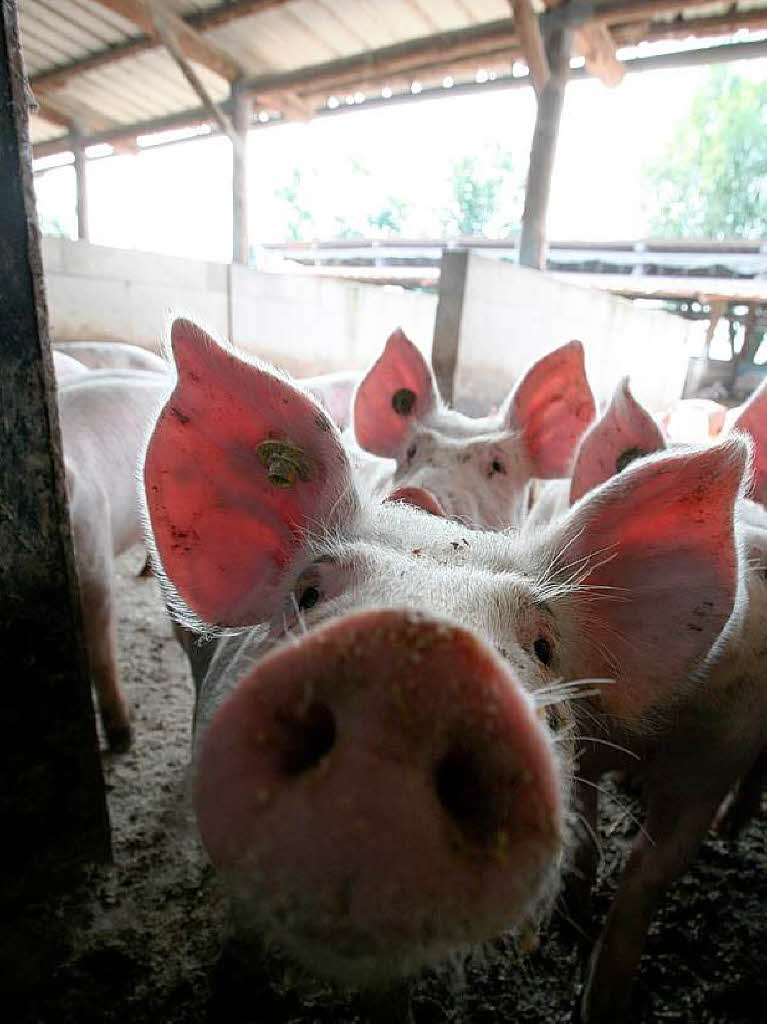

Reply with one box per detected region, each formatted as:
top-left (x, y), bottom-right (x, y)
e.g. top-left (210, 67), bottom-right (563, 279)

top-left (368, 196), bottom-right (409, 235)
top-left (643, 67), bottom-right (767, 239)
top-left (440, 146), bottom-right (520, 237)
top-left (275, 168), bottom-right (316, 241)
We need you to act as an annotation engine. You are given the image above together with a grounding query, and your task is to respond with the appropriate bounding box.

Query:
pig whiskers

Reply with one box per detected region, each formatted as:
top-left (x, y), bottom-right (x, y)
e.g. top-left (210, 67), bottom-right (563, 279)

top-left (535, 677), bottom-right (615, 708)
top-left (573, 775), bottom-right (654, 845)
top-left (289, 595), bottom-right (309, 636)
top-left (575, 736), bottom-right (641, 761)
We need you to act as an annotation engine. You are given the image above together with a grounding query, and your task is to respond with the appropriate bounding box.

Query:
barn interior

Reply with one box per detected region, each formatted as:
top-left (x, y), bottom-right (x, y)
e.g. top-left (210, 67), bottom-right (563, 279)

top-left (2, 3), bottom-right (767, 1022)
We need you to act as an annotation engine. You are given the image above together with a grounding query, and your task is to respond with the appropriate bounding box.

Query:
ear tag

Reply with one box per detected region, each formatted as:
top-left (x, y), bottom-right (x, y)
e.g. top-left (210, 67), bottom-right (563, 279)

top-left (392, 388), bottom-right (416, 415)
top-left (616, 447), bottom-right (648, 473)
top-left (256, 439), bottom-right (313, 489)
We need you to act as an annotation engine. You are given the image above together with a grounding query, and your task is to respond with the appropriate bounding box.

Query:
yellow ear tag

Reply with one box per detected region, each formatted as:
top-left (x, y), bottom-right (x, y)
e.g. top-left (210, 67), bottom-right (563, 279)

top-left (256, 439), bottom-right (313, 489)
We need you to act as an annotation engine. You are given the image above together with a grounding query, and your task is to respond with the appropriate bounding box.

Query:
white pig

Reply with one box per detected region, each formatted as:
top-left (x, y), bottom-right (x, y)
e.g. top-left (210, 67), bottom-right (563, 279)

top-left (59, 370), bottom-right (169, 749)
top-left (53, 349), bottom-right (89, 383)
top-left (141, 320), bottom-right (763, 1023)
top-left (55, 340), bottom-right (169, 375)
top-left (352, 329), bottom-right (596, 528)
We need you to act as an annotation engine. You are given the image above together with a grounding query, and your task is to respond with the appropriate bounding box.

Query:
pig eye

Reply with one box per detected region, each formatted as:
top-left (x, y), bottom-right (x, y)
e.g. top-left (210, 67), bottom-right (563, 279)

top-left (533, 636), bottom-right (553, 666)
top-left (406, 443), bottom-right (417, 461)
top-left (489, 458), bottom-right (506, 476)
top-left (298, 586), bottom-right (321, 611)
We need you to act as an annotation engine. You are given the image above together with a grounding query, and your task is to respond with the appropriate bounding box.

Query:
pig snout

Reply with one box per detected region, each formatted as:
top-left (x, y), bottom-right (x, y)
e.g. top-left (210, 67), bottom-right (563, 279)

top-left (195, 610), bottom-right (565, 983)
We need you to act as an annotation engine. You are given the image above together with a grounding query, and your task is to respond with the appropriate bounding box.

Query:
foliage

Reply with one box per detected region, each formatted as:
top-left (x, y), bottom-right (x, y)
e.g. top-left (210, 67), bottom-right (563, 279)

top-left (441, 146), bottom-right (520, 237)
top-left (643, 67), bottom-right (767, 239)
top-left (275, 168), bottom-right (316, 241)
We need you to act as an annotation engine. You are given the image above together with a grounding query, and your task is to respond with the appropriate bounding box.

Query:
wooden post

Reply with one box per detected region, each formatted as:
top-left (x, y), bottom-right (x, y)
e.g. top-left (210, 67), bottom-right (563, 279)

top-left (232, 89), bottom-right (249, 265)
top-left (73, 134), bottom-right (89, 241)
top-left (0, 0), bottom-right (111, 907)
top-left (519, 22), bottom-right (572, 270)
top-left (432, 249), bottom-right (469, 405)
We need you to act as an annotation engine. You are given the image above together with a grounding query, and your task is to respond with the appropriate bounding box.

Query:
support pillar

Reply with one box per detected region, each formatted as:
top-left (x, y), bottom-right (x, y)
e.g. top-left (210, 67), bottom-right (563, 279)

top-left (0, 0), bottom-right (111, 908)
top-left (519, 22), bottom-right (572, 270)
top-left (232, 89), bottom-right (249, 265)
top-left (73, 134), bottom-right (88, 241)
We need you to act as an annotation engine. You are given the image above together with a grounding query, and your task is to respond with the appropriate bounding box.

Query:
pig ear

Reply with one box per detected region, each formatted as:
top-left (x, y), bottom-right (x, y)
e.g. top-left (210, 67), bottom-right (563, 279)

top-left (729, 378), bottom-right (767, 504)
top-left (506, 340), bottom-right (596, 478)
top-left (569, 377), bottom-right (666, 503)
top-left (143, 319), bottom-right (356, 630)
top-left (544, 437), bottom-right (748, 729)
top-left (385, 486), bottom-right (445, 517)
top-left (353, 329), bottom-right (437, 457)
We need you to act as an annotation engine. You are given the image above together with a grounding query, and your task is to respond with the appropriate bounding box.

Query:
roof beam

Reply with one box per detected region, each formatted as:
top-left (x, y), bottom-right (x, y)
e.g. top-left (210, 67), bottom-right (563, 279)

top-left (90, 0), bottom-right (241, 81)
top-left (509, 0), bottom-right (549, 95)
top-left (574, 24), bottom-right (624, 87)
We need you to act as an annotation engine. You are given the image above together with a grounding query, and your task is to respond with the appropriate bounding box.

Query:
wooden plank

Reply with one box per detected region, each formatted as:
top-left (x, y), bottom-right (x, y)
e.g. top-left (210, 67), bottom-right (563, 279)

top-left (91, 0), bottom-right (241, 81)
top-left (574, 23), bottom-right (624, 87)
top-left (432, 249), bottom-right (469, 405)
top-left (0, 0), bottom-right (110, 905)
top-left (509, 0), bottom-right (549, 95)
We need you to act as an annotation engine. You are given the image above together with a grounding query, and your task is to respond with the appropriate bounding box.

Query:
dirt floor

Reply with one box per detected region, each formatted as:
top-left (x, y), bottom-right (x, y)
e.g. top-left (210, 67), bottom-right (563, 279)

top-left (8, 546), bottom-right (767, 1024)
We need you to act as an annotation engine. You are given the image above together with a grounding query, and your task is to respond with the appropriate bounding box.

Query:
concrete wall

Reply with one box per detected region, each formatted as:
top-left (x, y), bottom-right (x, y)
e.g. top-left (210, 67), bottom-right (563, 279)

top-left (41, 237), bottom-right (437, 374)
top-left (450, 254), bottom-right (703, 414)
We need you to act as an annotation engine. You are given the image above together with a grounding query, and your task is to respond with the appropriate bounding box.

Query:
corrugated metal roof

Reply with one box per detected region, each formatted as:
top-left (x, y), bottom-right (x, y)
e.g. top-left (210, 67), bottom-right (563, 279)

top-left (19, 0), bottom-right (767, 156)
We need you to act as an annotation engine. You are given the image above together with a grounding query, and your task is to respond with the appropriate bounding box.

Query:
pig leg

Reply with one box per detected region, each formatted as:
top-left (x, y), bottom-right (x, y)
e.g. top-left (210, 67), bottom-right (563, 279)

top-left (577, 783), bottom-right (724, 1023)
top-left (717, 747), bottom-right (767, 838)
top-left (560, 781), bottom-right (599, 950)
top-left (69, 469), bottom-right (132, 751)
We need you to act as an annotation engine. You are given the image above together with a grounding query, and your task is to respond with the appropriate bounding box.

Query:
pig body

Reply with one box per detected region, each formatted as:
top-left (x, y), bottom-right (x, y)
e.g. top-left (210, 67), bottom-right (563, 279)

top-left (352, 330), bottom-right (596, 528)
top-left (302, 370), bottom-right (360, 432)
top-left (142, 320), bottom-right (761, 1020)
top-left (55, 340), bottom-right (169, 375)
top-left (60, 370), bottom-right (169, 749)
top-left (53, 349), bottom-right (89, 383)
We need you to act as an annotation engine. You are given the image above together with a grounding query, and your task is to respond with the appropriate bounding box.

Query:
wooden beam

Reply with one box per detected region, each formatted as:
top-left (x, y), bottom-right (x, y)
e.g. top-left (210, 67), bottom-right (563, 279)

top-left (91, 0), bottom-right (241, 81)
top-left (509, 0), bottom-right (549, 96)
top-left (574, 23), bottom-right (624, 87)
top-left (148, 3), bottom-right (240, 147)
top-left (232, 91), bottom-right (250, 264)
top-left (0, 0), bottom-right (110, 904)
top-left (432, 250), bottom-right (469, 405)
top-left (256, 89), bottom-right (315, 121)
top-left (31, 36), bottom-right (767, 160)
top-left (519, 22), bottom-right (572, 269)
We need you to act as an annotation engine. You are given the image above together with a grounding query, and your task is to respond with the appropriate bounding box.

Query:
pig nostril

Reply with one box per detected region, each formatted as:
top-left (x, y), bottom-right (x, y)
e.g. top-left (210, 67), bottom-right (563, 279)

top-left (435, 745), bottom-right (497, 846)
top-left (276, 702), bottom-right (336, 776)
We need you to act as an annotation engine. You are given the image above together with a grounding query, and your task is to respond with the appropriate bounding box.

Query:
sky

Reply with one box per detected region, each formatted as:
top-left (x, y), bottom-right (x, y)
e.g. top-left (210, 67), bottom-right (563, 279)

top-left (32, 55), bottom-right (767, 263)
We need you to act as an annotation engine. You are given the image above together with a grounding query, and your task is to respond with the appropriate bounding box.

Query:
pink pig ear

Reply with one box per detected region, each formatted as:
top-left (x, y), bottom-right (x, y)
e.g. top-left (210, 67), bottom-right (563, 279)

top-left (729, 377), bottom-right (767, 505)
top-left (505, 340), bottom-right (596, 478)
top-left (353, 329), bottom-right (437, 457)
top-left (143, 319), bottom-right (356, 629)
top-left (385, 486), bottom-right (445, 516)
top-left (545, 437), bottom-right (748, 729)
top-left (569, 377), bottom-right (666, 503)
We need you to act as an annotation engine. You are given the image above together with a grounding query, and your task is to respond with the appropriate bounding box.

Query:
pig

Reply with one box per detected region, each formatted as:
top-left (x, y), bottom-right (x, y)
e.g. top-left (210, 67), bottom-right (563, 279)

top-left (661, 397), bottom-right (727, 444)
top-left (352, 329), bottom-right (596, 528)
top-left (59, 369), bottom-right (169, 750)
top-left (141, 319), bottom-right (757, 1021)
top-left (725, 374), bottom-right (767, 506)
top-left (53, 349), bottom-right (89, 383)
top-left (55, 340), bottom-right (169, 375)
top-left (302, 370), bottom-right (360, 432)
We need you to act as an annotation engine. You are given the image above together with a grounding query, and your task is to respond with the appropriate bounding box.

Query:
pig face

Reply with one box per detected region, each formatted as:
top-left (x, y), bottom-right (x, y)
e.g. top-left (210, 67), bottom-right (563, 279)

top-left (142, 320), bottom-right (745, 986)
top-left (353, 330), bottom-right (596, 528)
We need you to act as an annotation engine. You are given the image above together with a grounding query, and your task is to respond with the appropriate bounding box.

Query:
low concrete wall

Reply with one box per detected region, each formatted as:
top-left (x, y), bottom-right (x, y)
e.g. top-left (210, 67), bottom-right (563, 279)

top-left (41, 238), bottom-right (437, 374)
top-left (447, 254), bottom-right (703, 414)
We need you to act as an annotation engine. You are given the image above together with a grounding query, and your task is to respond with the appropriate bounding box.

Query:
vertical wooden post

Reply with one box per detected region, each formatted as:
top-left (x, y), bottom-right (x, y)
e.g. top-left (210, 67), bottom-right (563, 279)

top-left (432, 249), bottom-right (469, 405)
top-left (232, 89), bottom-right (249, 265)
top-left (519, 23), bottom-right (572, 270)
top-left (73, 133), bottom-right (89, 241)
top-left (0, 0), bottom-right (110, 907)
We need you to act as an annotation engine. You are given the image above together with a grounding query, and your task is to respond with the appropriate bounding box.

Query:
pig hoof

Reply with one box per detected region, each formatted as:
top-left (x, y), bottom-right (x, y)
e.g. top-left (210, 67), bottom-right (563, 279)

top-left (106, 722), bottom-right (133, 753)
